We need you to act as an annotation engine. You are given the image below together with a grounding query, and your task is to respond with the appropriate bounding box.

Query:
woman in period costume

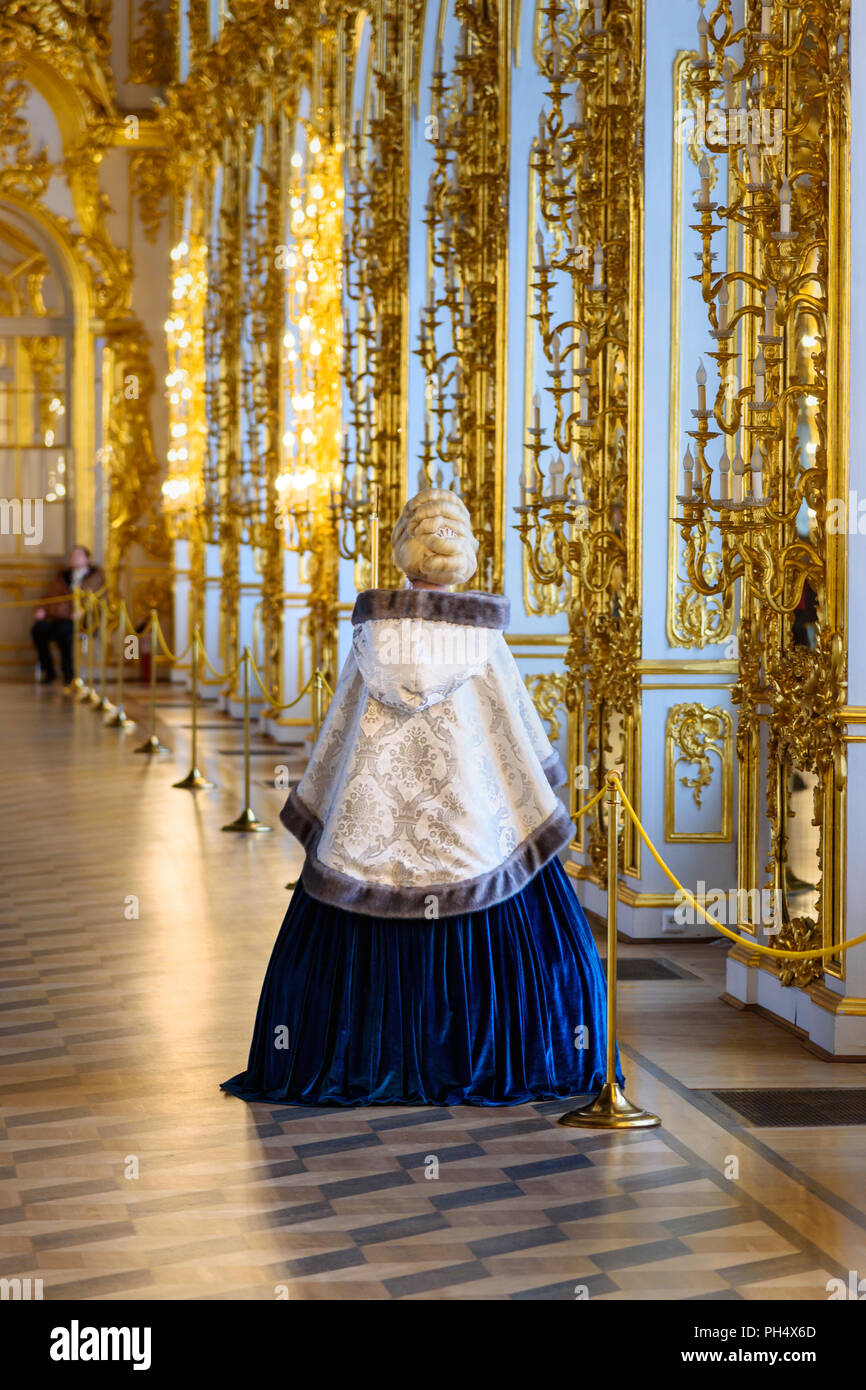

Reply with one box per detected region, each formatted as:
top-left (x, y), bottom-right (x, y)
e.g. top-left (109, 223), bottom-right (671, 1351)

top-left (221, 489), bottom-right (621, 1106)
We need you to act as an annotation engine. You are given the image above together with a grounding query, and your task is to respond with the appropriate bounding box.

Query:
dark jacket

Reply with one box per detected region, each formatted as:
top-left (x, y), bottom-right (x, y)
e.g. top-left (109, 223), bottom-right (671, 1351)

top-left (36, 564), bottom-right (106, 624)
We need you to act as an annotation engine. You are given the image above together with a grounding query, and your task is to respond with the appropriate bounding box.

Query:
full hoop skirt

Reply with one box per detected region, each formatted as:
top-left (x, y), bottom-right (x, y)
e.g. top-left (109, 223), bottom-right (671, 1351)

top-left (221, 854), bottom-right (623, 1107)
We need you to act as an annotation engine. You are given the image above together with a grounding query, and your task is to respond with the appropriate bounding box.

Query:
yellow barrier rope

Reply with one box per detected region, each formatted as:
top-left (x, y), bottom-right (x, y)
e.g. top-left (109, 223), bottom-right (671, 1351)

top-left (116, 599), bottom-right (138, 639)
top-left (0, 588), bottom-right (108, 610)
top-left (246, 650), bottom-right (320, 713)
top-left (153, 612), bottom-right (192, 665)
top-left (18, 581), bottom-right (861, 964)
top-left (607, 771), bottom-right (866, 962)
top-left (572, 781), bottom-right (608, 823)
top-left (198, 644), bottom-right (242, 684)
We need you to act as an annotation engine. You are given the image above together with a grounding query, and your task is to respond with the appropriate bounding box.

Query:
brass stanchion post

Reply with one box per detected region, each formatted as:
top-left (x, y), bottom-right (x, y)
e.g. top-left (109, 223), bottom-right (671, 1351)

top-left (174, 627), bottom-right (215, 790)
top-left (134, 610), bottom-right (169, 754)
top-left (312, 667), bottom-right (323, 738)
top-left (560, 774), bottom-right (660, 1130)
top-left (105, 603), bottom-right (135, 728)
top-left (76, 592), bottom-right (95, 701)
top-left (89, 597), bottom-right (109, 708)
top-left (64, 587), bottom-right (84, 695)
top-left (222, 648), bottom-right (271, 832)
top-left (370, 484), bottom-right (379, 589)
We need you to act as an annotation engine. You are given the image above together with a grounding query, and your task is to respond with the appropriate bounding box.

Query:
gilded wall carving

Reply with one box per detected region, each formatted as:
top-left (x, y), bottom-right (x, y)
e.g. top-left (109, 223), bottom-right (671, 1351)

top-left (676, 0), bottom-right (850, 973)
top-left (0, 5), bottom-right (169, 601)
top-left (516, 0), bottom-right (645, 880)
top-left (665, 701), bottom-right (733, 843)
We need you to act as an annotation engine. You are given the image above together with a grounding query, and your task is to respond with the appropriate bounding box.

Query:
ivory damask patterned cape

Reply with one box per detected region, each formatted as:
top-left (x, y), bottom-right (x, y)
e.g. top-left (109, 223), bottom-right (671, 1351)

top-left (281, 588), bottom-right (574, 917)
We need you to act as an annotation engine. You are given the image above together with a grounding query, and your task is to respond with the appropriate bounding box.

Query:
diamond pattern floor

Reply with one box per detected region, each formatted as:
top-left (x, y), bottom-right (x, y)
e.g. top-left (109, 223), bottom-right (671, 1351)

top-left (1, 683), bottom-right (864, 1300)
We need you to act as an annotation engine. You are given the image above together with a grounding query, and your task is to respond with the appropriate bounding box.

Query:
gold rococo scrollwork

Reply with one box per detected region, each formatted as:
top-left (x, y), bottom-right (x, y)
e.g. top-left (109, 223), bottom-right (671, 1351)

top-left (525, 671), bottom-right (567, 744)
top-left (664, 699), bottom-right (733, 843)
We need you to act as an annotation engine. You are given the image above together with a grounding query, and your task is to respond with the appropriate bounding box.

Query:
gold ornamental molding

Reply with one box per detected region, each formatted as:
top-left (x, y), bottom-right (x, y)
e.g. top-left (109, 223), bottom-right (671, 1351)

top-left (664, 701), bottom-right (733, 843)
top-left (666, 48), bottom-right (735, 650)
top-left (0, 17), bottom-right (168, 585)
top-left (516, 0), bottom-right (645, 881)
top-left (637, 657), bottom-right (738, 674)
top-left (525, 671), bottom-right (567, 743)
top-left (675, 0), bottom-right (850, 984)
top-left (342, 0), bottom-right (412, 590)
top-left (416, 0), bottom-right (511, 594)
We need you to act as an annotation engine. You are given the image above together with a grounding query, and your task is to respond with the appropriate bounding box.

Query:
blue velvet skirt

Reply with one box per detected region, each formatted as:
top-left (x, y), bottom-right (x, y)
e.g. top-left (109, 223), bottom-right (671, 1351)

top-left (221, 854), bottom-right (622, 1107)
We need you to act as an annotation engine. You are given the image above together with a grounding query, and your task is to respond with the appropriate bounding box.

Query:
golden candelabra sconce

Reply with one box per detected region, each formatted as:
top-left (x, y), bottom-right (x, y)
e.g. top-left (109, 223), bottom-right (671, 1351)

top-left (340, 5), bottom-right (410, 587)
top-left (331, 477), bottom-right (380, 590)
top-left (162, 232), bottom-right (210, 546)
top-left (672, 72), bottom-right (824, 618)
top-left (516, 0), bottom-right (635, 599)
top-left (513, 0), bottom-right (644, 879)
top-left (273, 467), bottom-right (320, 555)
top-left (515, 389), bottom-right (623, 600)
top-left (671, 0), bottom-right (850, 974)
top-left (342, 121), bottom-right (384, 588)
top-left (412, 7), bottom-right (510, 593)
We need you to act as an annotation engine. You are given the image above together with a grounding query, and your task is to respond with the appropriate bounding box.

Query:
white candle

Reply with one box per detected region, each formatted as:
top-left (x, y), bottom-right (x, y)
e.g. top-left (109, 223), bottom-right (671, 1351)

top-left (554, 140), bottom-right (564, 185)
top-left (537, 110), bottom-right (546, 150)
top-left (732, 448), bottom-right (744, 503)
top-left (683, 446), bottom-right (694, 499)
top-left (779, 178), bottom-right (791, 235)
top-left (761, 0), bottom-right (772, 36)
top-left (428, 275), bottom-right (436, 310)
top-left (594, 1), bottom-right (603, 33)
top-left (578, 327), bottom-right (588, 371)
top-left (699, 155), bottom-right (710, 203)
top-left (593, 242), bottom-right (604, 287)
top-left (580, 380), bottom-right (589, 423)
top-left (552, 35), bottom-right (561, 80)
top-left (521, 457), bottom-right (534, 507)
top-left (754, 350), bottom-right (766, 404)
top-left (724, 63), bottom-right (734, 109)
top-left (572, 203), bottom-right (581, 250)
top-left (550, 457), bottom-right (565, 498)
top-left (718, 281), bottom-right (729, 332)
top-left (697, 359), bottom-right (707, 412)
top-left (747, 143), bottom-right (762, 186)
top-left (718, 447), bottom-right (731, 502)
top-left (697, 11), bottom-right (708, 61)
top-left (533, 389), bottom-right (541, 431)
top-left (535, 229), bottom-right (547, 269)
top-left (750, 444), bottom-right (763, 498)
top-left (552, 333), bottom-right (561, 373)
top-left (570, 449), bottom-right (584, 501)
top-left (764, 285), bottom-right (777, 337)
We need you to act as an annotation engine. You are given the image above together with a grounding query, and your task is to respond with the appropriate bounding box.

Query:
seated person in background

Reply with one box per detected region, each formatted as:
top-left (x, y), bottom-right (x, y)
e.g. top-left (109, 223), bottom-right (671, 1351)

top-left (32, 545), bottom-right (105, 685)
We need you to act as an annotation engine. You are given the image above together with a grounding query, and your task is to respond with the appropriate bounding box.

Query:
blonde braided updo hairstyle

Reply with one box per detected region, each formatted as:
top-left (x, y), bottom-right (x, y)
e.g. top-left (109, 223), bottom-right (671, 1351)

top-left (391, 489), bottom-right (479, 587)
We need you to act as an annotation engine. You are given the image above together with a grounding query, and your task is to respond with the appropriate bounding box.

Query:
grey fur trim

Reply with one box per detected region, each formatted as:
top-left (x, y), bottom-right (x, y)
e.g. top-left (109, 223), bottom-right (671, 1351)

top-left (351, 588), bottom-right (510, 630)
top-left (541, 750), bottom-right (568, 790)
top-left (280, 787), bottom-right (574, 919)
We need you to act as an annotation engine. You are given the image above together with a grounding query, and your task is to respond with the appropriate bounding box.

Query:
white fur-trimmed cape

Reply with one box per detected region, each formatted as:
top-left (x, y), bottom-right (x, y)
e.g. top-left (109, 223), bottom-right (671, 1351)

top-left (280, 588), bottom-right (573, 917)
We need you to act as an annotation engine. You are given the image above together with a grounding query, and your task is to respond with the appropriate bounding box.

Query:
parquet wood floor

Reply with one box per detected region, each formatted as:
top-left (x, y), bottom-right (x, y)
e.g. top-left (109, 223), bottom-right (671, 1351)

top-left (1, 684), bottom-right (863, 1300)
